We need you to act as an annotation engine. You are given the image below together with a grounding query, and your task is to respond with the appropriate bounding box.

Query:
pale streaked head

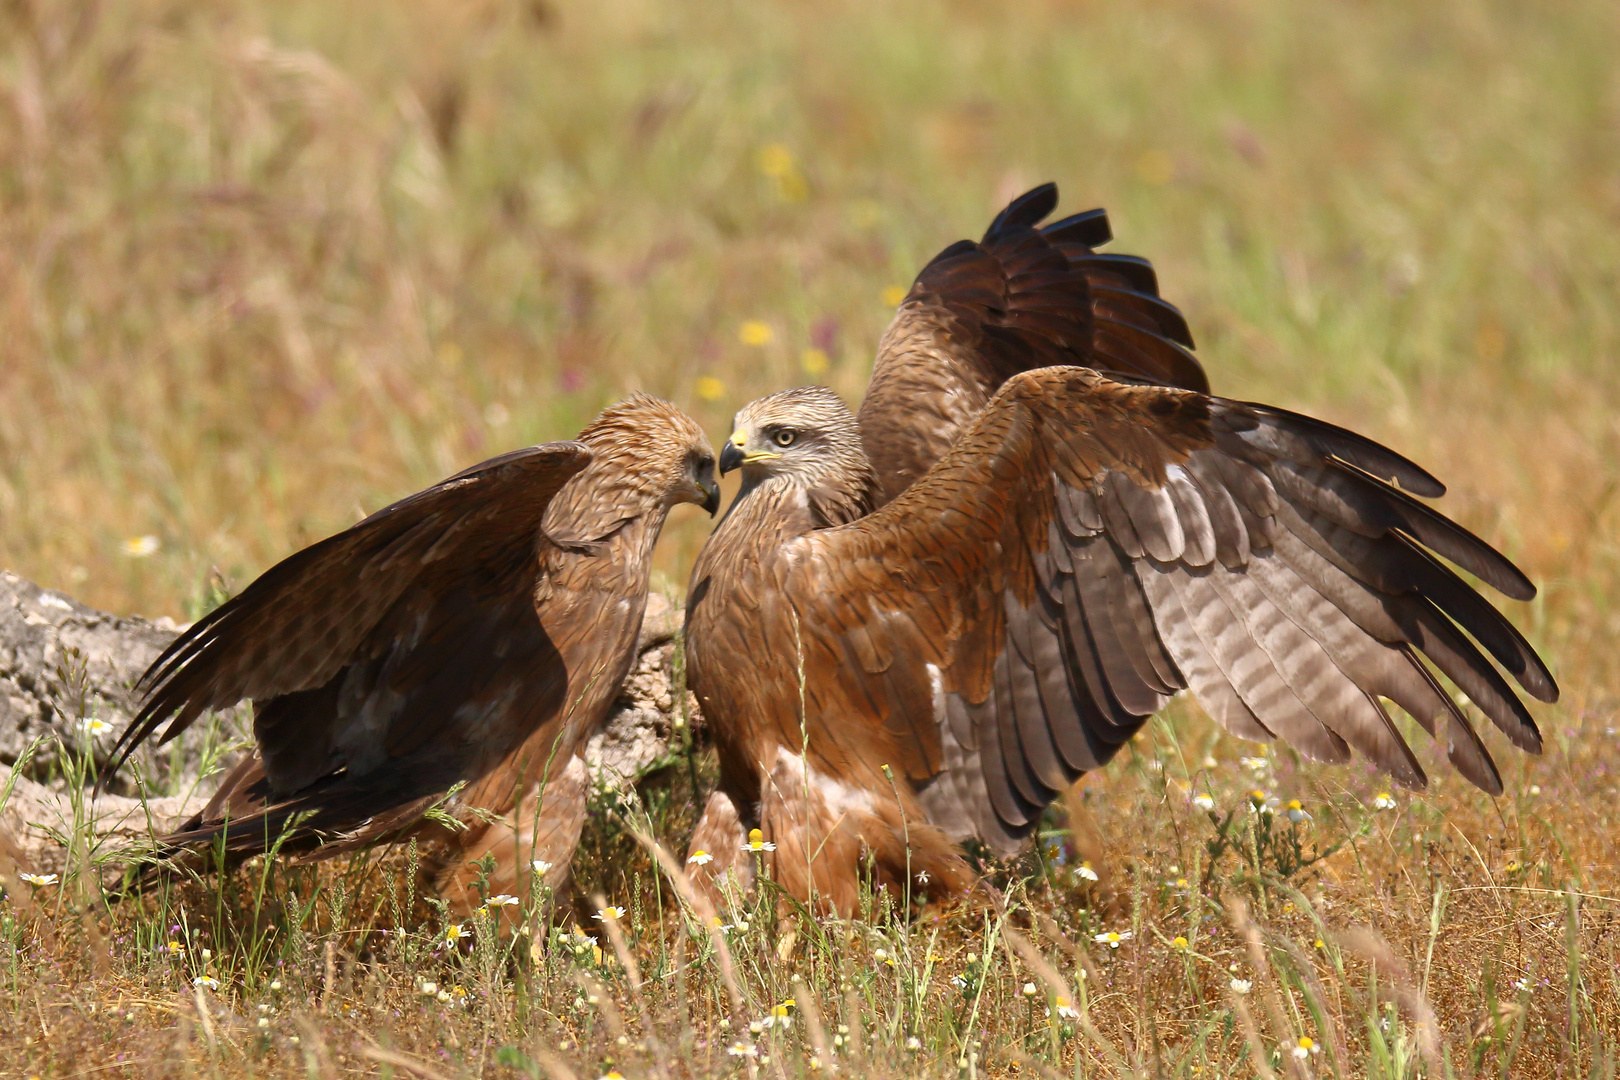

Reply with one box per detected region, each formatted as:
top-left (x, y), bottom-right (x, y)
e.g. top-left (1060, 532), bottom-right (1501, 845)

top-left (718, 386), bottom-right (863, 483)
top-left (716, 386), bottom-right (879, 526)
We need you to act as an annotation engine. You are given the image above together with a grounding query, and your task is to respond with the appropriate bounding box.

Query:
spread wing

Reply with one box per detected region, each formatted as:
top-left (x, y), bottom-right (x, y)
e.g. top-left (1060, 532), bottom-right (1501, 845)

top-left (858, 183), bottom-right (1210, 504)
top-left (791, 368), bottom-right (1555, 852)
top-left (108, 442), bottom-right (593, 815)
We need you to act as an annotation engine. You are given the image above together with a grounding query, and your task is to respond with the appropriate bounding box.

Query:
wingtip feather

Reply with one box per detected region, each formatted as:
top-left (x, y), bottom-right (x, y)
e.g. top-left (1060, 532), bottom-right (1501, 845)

top-left (983, 183), bottom-right (1059, 241)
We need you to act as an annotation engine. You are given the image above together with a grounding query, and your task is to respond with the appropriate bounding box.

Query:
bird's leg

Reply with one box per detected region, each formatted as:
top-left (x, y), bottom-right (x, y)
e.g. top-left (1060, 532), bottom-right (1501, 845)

top-left (435, 754), bottom-right (588, 922)
top-left (685, 787), bottom-right (756, 915)
top-left (756, 749), bottom-right (981, 917)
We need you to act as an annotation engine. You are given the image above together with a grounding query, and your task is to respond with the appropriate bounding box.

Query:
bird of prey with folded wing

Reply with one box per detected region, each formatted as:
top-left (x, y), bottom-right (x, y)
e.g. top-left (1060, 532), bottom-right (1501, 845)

top-left (682, 185), bottom-right (1556, 914)
top-left (108, 394), bottom-right (719, 913)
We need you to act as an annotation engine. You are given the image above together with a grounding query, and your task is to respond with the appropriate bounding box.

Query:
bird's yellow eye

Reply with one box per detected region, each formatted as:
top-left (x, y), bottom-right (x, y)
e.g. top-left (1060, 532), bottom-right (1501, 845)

top-left (772, 429), bottom-right (796, 448)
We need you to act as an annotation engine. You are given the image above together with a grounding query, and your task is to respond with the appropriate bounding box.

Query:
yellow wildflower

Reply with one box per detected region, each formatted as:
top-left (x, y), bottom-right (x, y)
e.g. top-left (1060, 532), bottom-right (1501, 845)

top-left (1136, 149), bottom-right (1174, 186)
top-left (757, 144), bottom-right (795, 179)
top-left (738, 321), bottom-right (773, 347)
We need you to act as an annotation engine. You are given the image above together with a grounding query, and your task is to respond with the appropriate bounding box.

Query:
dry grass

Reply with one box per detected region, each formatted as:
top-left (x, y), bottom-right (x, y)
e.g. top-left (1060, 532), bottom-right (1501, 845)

top-left (1, 0), bottom-right (1618, 1075)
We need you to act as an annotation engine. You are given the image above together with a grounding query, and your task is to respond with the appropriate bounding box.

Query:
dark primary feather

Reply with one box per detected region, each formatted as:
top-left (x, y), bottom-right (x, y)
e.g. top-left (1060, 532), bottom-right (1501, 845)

top-left (794, 368), bottom-right (1553, 849)
top-left (857, 184), bottom-right (1211, 507)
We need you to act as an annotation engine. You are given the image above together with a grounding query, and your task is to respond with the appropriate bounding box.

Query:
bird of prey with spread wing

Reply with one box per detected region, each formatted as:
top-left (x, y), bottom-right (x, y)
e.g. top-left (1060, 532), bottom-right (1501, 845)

top-left (683, 184), bottom-right (1556, 914)
top-left (107, 395), bottom-right (719, 913)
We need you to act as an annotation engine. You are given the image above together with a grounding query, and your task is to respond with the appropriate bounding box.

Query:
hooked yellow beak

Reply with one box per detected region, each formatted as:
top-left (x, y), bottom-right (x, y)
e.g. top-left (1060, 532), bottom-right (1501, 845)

top-left (719, 429), bottom-right (780, 474)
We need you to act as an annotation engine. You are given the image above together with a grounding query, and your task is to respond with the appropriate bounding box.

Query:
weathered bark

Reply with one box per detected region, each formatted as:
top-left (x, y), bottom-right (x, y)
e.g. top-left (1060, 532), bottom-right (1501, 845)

top-left (0, 570), bottom-right (246, 795)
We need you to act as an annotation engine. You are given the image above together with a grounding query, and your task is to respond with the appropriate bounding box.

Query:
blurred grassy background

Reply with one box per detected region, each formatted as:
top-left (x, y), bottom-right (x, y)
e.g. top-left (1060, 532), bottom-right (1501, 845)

top-left (2, 0), bottom-right (1616, 706)
top-left (4, 1), bottom-right (1620, 1075)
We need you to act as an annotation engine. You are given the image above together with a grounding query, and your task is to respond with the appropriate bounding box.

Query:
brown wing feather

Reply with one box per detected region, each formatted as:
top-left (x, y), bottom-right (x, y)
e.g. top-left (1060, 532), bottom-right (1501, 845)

top-left (790, 367), bottom-right (1553, 849)
top-left (110, 442), bottom-right (591, 779)
top-left (107, 442), bottom-right (596, 878)
top-left (858, 184), bottom-right (1210, 505)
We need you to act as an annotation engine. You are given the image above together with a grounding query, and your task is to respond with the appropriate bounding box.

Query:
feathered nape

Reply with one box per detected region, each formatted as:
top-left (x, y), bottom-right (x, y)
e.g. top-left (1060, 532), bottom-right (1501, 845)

top-left (545, 393), bottom-right (705, 539)
top-left (577, 392), bottom-right (699, 452)
top-left (805, 457), bottom-right (878, 529)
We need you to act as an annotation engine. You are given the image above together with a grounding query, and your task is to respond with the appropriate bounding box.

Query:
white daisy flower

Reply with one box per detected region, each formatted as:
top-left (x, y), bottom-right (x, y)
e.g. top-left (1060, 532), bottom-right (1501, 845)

top-left (531, 860), bottom-right (554, 876)
top-left (595, 906), bottom-right (626, 922)
top-left (742, 828), bottom-right (776, 852)
top-left (18, 872), bottom-right (58, 887)
top-left (687, 849), bottom-right (714, 865)
top-left (1372, 792), bottom-right (1398, 810)
top-left (1077, 861), bottom-right (1099, 881)
top-left (1192, 793), bottom-right (1216, 811)
top-left (1230, 978), bottom-right (1252, 995)
top-left (192, 976), bottom-right (219, 990)
top-left (1285, 799), bottom-right (1312, 824)
top-left (1054, 998), bottom-right (1079, 1019)
top-left (485, 894), bottom-right (520, 907)
top-left (1093, 930), bottom-right (1132, 948)
top-left (760, 999), bottom-right (795, 1029)
top-left (123, 535), bottom-right (160, 558)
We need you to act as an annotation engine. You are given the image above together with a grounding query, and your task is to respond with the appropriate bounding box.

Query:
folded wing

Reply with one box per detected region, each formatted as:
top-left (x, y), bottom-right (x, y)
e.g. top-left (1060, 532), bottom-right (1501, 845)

top-left (790, 368), bottom-right (1554, 852)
